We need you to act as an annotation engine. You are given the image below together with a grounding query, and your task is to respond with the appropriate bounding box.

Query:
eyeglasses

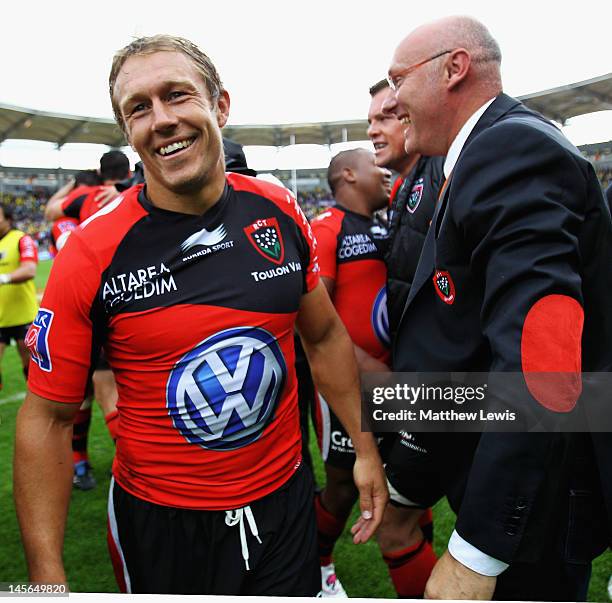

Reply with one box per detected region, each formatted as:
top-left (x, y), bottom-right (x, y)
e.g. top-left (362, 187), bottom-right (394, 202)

top-left (386, 50), bottom-right (452, 91)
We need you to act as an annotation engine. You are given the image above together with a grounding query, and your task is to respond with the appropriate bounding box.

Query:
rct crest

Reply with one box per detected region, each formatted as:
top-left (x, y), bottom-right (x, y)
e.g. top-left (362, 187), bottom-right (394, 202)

top-left (244, 218), bottom-right (285, 265)
top-left (407, 178), bottom-right (424, 213)
top-left (166, 327), bottom-right (286, 451)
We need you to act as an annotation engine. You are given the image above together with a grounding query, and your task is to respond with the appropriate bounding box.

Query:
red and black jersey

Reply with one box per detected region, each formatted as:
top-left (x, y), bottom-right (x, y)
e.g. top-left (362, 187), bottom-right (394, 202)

top-left (49, 217), bottom-right (79, 256)
top-left (311, 205), bottom-right (389, 365)
top-left (61, 185), bottom-right (116, 223)
top-left (27, 173), bottom-right (319, 511)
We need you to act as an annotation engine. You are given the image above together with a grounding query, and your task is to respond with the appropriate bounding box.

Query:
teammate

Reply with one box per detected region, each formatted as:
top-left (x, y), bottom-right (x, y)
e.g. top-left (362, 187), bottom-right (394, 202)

top-left (46, 154), bottom-right (130, 490)
top-left (366, 79), bottom-right (444, 597)
top-left (0, 204), bottom-right (38, 390)
top-left (311, 149), bottom-right (391, 596)
top-left (367, 79), bottom-right (445, 339)
top-left (15, 34), bottom-right (387, 595)
top-left (45, 151), bottom-right (130, 223)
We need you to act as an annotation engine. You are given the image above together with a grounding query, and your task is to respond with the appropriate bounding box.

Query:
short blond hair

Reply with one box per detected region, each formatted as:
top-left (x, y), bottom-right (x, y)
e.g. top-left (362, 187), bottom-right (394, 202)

top-left (109, 34), bottom-right (223, 133)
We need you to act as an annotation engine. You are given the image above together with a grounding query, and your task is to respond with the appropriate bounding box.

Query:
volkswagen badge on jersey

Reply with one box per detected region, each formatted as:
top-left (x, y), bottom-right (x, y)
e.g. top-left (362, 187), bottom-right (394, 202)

top-left (372, 286), bottom-right (390, 347)
top-left (244, 218), bottom-right (285, 265)
top-left (25, 308), bottom-right (54, 372)
top-left (166, 326), bottom-right (287, 451)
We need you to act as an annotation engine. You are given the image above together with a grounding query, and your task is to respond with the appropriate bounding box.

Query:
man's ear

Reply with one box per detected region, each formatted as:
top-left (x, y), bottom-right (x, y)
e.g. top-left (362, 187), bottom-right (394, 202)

top-left (216, 90), bottom-right (231, 128)
top-left (446, 48), bottom-right (470, 91)
top-left (343, 167), bottom-right (356, 184)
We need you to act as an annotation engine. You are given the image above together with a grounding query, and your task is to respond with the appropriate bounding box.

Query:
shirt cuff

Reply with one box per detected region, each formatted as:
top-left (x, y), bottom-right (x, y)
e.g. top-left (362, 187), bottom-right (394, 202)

top-left (447, 530), bottom-right (509, 577)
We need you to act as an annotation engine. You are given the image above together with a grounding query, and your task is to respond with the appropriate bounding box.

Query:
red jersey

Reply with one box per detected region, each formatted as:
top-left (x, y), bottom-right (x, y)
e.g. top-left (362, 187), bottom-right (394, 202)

top-left (61, 185), bottom-right (117, 223)
top-left (27, 174), bottom-right (319, 510)
top-left (49, 217), bottom-right (79, 256)
top-left (311, 205), bottom-right (389, 365)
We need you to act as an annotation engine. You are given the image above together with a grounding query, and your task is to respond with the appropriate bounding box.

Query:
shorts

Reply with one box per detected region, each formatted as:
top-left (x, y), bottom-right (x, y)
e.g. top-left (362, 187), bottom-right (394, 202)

top-left (314, 392), bottom-right (394, 470)
top-left (95, 349), bottom-right (110, 371)
top-left (107, 463), bottom-right (320, 595)
top-left (384, 432), bottom-right (478, 509)
top-left (0, 323), bottom-right (30, 345)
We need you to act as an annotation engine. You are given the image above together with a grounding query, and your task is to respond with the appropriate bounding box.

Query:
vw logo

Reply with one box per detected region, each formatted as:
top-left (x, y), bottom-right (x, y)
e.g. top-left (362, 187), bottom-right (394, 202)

top-left (166, 327), bottom-right (286, 451)
top-left (372, 286), bottom-right (390, 347)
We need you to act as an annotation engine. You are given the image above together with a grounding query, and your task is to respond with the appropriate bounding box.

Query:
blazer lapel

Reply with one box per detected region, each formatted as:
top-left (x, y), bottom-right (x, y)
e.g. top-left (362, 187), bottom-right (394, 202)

top-left (395, 95), bottom-right (522, 332)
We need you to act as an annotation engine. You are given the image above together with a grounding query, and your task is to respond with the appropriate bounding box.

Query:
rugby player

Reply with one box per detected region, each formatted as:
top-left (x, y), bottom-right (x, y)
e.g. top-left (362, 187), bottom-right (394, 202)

top-left (15, 34), bottom-right (387, 595)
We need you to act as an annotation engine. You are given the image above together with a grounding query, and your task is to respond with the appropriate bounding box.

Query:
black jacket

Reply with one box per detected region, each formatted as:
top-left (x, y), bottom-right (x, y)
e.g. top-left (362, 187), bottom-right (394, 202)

top-left (385, 156), bottom-right (445, 341)
top-left (394, 93), bottom-right (612, 563)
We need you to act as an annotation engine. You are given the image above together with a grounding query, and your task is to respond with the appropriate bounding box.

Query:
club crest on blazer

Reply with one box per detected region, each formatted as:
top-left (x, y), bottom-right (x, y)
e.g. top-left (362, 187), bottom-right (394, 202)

top-left (433, 270), bottom-right (455, 305)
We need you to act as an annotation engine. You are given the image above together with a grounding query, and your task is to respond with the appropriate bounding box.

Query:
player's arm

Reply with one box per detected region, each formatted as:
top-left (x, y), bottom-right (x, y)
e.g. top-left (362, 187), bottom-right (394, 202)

top-left (296, 281), bottom-right (388, 543)
top-left (0, 260), bottom-right (36, 285)
top-left (0, 235), bottom-right (38, 285)
top-left (14, 391), bottom-right (80, 584)
top-left (44, 180), bottom-right (75, 221)
top-left (320, 276), bottom-right (389, 374)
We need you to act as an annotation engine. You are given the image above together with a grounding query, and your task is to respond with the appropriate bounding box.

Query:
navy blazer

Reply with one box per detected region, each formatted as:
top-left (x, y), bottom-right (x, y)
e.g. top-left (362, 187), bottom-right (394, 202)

top-left (393, 93), bottom-right (612, 562)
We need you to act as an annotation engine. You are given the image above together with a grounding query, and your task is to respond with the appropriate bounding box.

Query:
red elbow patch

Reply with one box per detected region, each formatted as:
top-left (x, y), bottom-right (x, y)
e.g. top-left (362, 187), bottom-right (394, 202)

top-left (521, 294), bottom-right (583, 412)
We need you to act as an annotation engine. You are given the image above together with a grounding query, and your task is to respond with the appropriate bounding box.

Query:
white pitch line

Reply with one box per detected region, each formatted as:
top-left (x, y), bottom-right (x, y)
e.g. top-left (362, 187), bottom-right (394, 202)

top-left (0, 391), bottom-right (26, 405)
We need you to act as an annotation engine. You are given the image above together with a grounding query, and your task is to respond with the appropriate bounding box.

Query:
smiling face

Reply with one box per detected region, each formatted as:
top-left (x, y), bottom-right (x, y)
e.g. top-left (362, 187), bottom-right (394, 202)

top-left (367, 88), bottom-right (411, 173)
top-left (354, 150), bottom-right (391, 211)
top-left (113, 50), bottom-right (229, 201)
top-left (386, 32), bottom-right (450, 157)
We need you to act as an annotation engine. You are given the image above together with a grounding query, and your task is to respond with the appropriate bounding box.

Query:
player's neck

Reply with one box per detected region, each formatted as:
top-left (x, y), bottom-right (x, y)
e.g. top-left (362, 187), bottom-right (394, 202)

top-left (336, 196), bottom-right (372, 219)
top-left (146, 173), bottom-right (226, 216)
top-left (399, 154), bottom-right (420, 177)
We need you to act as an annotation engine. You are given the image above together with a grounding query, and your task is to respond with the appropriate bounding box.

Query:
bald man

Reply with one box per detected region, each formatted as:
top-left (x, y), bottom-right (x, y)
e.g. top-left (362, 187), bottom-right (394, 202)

top-left (383, 15), bottom-right (612, 601)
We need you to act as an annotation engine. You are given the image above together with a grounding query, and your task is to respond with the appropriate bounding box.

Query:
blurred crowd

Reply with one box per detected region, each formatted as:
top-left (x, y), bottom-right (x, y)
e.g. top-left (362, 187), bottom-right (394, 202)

top-left (0, 163), bottom-right (610, 248)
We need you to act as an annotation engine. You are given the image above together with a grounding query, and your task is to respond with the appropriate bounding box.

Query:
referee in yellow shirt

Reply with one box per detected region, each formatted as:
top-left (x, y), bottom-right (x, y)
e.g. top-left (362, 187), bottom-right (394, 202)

top-left (0, 203), bottom-right (38, 389)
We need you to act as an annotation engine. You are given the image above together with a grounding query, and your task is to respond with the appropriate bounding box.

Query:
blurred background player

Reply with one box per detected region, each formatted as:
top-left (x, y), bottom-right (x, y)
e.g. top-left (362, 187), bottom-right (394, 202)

top-left (311, 149), bottom-right (394, 596)
top-left (0, 203), bottom-right (38, 390)
top-left (45, 151), bottom-right (129, 223)
top-left (47, 170), bottom-right (100, 257)
top-left (45, 152), bottom-right (130, 489)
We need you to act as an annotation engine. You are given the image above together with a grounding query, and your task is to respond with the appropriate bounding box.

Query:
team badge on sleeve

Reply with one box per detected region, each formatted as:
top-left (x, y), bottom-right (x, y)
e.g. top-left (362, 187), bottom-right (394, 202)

top-left (433, 270), bottom-right (455, 305)
top-left (244, 218), bottom-right (285, 265)
top-left (25, 309), bottom-right (55, 371)
top-left (407, 178), bottom-right (424, 213)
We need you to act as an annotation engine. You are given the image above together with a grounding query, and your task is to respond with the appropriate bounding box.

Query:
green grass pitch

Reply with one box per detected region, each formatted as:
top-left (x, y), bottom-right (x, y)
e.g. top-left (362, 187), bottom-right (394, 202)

top-left (0, 259), bottom-right (609, 597)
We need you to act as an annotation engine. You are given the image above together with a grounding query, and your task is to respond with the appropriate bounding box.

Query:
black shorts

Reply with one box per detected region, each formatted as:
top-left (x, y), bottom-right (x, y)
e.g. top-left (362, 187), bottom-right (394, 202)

top-left (314, 392), bottom-right (394, 470)
top-left (0, 323), bottom-right (30, 345)
top-left (95, 349), bottom-right (111, 371)
top-left (107, 463), bottom-right (320, 595)
top-left (384, 431), bottom-right (448, 509)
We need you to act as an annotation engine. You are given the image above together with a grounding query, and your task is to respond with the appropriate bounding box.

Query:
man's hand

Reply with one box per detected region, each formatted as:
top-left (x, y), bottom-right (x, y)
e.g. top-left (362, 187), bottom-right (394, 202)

top-left (94, 186), bottom-right (119, 209)
top-left (425, 550), bottom-right (496, 600)
top-left (349, 453), bottom-right (388, 544)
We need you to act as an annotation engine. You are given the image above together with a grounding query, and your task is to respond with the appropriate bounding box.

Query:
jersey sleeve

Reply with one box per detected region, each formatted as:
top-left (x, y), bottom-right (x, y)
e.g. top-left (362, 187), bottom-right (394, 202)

top-left (61, 190), bottom-right (88, 220)
top-left (26, 233), bottom-right (101, 403)
top-left (311, 211), bottom-right (341, 281)
top-left (284, 191), bottom-right (320, 293)
top-left (18, 234), bottom-right (38, 263)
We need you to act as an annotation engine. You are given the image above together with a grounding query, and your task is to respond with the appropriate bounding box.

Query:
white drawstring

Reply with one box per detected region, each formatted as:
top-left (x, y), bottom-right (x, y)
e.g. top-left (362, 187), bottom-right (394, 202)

top-left (225, 505), bottom-right (262, 570)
